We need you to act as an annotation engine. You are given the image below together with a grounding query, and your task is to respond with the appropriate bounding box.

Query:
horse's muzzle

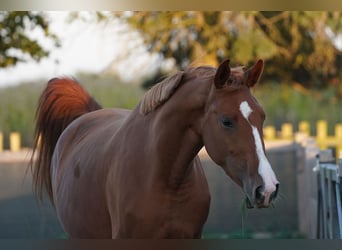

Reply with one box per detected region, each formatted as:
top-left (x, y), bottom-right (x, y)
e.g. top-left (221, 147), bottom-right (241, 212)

top-left (246, 183), bottom-right (279, 209)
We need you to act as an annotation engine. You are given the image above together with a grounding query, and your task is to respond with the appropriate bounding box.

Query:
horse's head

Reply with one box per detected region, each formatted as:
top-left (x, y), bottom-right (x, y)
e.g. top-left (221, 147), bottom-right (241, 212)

top-left (201, 59), bottom-right (279, 208)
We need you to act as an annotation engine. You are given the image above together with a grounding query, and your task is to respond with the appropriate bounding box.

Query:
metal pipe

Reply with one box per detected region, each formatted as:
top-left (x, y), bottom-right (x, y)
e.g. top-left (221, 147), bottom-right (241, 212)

top-left (320, 166), bottom-right (328, 238)
top-left (334, 181), bottom-right (342, 238)
top-left (326, 168), bottom-right (333, 238)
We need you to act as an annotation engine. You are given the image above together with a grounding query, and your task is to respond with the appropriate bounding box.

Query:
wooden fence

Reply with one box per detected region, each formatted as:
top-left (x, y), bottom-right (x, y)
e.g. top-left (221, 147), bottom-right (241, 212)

top-left (315, 150), bottom-right (342, 239)
top-left (0, 132), bottom-right (22, 152)
top-left (1, 119), bottom-right (342, 154)
top-left (264, 120), bottom-right (342, 158)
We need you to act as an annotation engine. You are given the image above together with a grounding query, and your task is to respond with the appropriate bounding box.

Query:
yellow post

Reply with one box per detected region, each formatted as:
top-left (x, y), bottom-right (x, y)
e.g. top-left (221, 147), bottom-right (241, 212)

top-left (316, 120), bottom-right (328, 149)
top-left (335, 124), bottom-right (342, 158)
top-left (281, 123), bottom-right (293, 140)
top-left (0, 132), bottom-right (3, 152)
top-left (9, 132), bottom-right (21, 152)
top-left (263, 126), bottom-right (276, 140)
top-left (299, 121), bottom-right (310, 136)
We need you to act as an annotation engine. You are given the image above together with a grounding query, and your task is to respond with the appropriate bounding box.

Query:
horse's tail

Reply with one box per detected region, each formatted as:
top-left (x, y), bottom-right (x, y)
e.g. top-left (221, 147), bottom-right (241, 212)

top-left (30, 77), bottom-right (102, 203)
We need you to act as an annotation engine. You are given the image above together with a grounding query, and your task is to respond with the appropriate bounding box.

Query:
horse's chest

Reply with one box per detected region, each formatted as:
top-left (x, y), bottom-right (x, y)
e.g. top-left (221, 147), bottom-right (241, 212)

top-left (114, 189), bottom-right (210, 238)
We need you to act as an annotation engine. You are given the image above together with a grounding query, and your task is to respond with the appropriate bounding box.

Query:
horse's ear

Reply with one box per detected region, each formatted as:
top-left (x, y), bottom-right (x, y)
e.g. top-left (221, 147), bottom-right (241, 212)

top-left (214, 59), bottom-right (231, 89)
top-left (245, 59), bottom-right (264, 87)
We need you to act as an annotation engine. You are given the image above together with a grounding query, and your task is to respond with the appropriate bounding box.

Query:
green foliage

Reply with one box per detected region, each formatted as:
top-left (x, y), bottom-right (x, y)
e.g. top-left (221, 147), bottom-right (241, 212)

top-left (0, 11), bottom-right (59, 68)
top-left (232, 28), bottom-right (277, 65)
top-left (118, 11), bottom-right (342, 90)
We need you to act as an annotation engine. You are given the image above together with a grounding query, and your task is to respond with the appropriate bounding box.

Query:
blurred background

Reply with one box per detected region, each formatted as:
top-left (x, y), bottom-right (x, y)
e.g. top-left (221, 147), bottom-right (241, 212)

top-left (1, 11), bottom-right (342, 239)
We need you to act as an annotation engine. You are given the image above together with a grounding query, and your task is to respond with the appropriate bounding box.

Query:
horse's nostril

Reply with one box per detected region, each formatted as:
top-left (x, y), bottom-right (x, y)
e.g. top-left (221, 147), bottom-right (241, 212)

top-left (270, 183), bottom-right (279, 201)
top-left (255, 185), bottom-right (265, 204)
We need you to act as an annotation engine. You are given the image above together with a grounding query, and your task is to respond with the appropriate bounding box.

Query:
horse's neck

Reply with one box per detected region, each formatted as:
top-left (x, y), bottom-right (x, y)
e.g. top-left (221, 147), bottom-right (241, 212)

top-left (144, 81), bottom-right (210, 188)
top-left (153, 117), bottom-right (203, 187)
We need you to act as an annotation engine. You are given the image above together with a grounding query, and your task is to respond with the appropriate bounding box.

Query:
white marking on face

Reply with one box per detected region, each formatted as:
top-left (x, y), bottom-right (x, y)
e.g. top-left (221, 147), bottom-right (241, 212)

top-left (239, 101), bottom-right (278, 199)
top-left (239, 101), bottom-right (252, 120)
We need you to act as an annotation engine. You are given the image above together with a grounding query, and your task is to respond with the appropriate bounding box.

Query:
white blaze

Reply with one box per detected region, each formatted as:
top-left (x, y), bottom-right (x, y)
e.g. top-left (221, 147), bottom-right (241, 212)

top-left (239, 101), bottom-right (278, 196)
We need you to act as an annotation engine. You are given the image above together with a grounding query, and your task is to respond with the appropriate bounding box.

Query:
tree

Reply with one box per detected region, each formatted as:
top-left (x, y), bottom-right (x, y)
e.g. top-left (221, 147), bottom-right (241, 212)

top-left (255, 11), bottom-right (342, 89)
top-left (0, 11), bottom-right (59, 68)
top-left (117, 11), bottom-right (342, 89)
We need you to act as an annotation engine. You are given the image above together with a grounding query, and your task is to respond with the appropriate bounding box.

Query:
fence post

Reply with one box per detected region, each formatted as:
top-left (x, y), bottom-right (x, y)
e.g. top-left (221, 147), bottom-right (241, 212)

top-left (317, 120), bottom-right (328, 149)
top-left (296, 135), bottom-right (319, 238)
top-left (0, 132), bottom-right (3, 152)
top-left (335, 124), bottom-right (342, 158)
top-left (299, 121), bottom-right (310, 136)
top-left (281, 123), bottom-right (293, 140)
top-left (9, 132), bottom-right (21, 152)
top-left (263, 126), bottom-right (276, 140)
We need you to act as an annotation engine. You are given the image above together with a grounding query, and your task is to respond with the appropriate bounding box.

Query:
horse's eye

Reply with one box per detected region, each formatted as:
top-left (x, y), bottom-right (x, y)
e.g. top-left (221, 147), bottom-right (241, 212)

top-left (221, 117), bottom-right (234, 129)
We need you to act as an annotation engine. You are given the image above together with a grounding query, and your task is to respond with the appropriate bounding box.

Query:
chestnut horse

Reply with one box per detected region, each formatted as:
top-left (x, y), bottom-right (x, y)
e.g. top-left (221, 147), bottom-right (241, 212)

top-left (30, 59), bottom-right (279, 238)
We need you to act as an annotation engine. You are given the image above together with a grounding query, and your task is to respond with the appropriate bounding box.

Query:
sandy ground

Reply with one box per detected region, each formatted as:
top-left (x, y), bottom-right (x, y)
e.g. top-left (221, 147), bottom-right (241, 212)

top-left (0, 149), bottom-right (35, 163)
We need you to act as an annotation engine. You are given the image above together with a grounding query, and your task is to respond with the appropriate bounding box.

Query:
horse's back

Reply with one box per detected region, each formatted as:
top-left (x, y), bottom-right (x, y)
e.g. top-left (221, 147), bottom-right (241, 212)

top-left (51, 108), bottom-right (130, 238)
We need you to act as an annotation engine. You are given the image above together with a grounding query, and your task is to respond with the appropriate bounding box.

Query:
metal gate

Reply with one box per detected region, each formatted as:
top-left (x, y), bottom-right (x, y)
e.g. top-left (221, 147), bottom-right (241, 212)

top-left (315, 150), bottom-right (342, 239)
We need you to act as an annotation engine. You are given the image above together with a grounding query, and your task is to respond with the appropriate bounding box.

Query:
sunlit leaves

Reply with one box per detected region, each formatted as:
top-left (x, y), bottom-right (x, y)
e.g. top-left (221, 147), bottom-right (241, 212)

top-left (118, 11), bottom-right (342, 89)
top-left (0, 11), bottom-right (59, 68)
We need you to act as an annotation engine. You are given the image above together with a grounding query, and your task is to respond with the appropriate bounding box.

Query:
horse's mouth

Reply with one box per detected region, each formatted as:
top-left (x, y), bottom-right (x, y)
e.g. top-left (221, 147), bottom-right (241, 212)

top-left (245, 196), bottom-right (271, 209)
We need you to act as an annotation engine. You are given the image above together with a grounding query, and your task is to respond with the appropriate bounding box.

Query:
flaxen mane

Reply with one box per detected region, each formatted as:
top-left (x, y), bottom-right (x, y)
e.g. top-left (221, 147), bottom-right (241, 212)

top-left (139, 65), bottom-right (246, 115)
top-left (139, 71), bottom-right (184, 115)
